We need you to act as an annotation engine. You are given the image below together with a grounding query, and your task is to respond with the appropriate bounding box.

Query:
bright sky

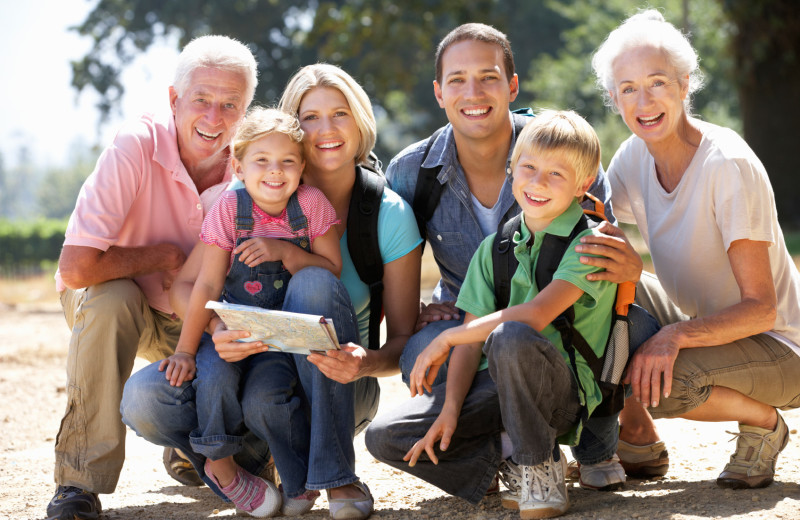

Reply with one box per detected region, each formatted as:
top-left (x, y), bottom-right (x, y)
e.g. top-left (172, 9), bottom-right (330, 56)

top-left (0, 0), bottom-right (180, 169)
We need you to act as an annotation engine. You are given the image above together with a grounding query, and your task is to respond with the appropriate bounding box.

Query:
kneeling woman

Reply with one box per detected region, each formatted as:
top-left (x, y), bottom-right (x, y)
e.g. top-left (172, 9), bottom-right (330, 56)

top-left (588, 10), bottom-right (800, 488)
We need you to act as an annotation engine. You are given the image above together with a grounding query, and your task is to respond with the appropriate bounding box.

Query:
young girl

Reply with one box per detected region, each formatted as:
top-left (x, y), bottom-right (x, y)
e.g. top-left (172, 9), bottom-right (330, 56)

top-left (159, 107), bottom-right (341, 518)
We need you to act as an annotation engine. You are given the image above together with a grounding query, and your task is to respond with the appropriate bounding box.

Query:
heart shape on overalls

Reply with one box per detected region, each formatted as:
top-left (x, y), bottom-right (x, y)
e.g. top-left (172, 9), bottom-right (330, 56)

top-left (243, 281), bottom-right (263, 295)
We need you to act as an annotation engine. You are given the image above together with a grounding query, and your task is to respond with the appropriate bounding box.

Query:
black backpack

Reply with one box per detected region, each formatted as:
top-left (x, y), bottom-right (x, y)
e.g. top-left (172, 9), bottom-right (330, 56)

top-left (411, 108), bottom-right (534, 242)
top-left (346, 155), bottom-right (385, 351)
top-left (491, 194), bottom-right (636, 418)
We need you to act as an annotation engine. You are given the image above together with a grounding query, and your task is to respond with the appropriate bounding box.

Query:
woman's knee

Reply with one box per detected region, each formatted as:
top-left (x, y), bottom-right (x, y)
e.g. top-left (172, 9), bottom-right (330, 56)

top-left (121, 363), bottom-right (190, 438)
top-left (284, 267), bottom-right (341, 311)
top-left (649, 356), bottom-right (709, 418)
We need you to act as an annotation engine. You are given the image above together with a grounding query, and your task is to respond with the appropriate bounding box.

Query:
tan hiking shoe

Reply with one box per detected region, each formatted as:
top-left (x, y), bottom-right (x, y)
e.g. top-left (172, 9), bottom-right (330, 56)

top-left (717, 411), bottom-right (790, 489)
top-left (616, 439), bottom-right (669, 478)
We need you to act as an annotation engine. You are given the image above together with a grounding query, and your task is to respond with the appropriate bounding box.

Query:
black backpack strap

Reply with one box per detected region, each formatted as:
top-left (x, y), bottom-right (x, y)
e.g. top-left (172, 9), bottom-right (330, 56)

top-left (536, 214), bottom-right (605, 379)
top-left (510, 107), bottom-right (534, 137)
top-left (492, 214), bottom-right (523, 310)
top-left (412, 127), bottom-right (446, 242)
top-left (347, 165), bottom-right (386, 351)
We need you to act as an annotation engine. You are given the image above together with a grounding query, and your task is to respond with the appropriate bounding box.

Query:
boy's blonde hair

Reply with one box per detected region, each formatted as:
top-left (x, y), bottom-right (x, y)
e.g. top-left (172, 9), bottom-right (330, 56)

top-left (510, 110), bottom-right (600, 189)
top-left (231, 107), bottom-right (304, 161)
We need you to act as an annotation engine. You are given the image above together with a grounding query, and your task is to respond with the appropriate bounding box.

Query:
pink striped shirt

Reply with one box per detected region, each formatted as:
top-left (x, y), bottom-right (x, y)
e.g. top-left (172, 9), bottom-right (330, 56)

top-left (201, 184), bottom-right (339, 267)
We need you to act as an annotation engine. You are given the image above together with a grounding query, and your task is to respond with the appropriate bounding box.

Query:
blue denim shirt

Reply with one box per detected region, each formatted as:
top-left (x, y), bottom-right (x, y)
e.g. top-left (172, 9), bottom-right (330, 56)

top-left (386, 110), bottom-right (614, 304)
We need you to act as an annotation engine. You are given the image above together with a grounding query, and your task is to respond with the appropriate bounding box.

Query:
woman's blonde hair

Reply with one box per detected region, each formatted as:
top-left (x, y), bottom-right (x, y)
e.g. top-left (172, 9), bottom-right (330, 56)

top-left (510, 110), bottom-right (600, 189)
top-left (279, 63), bottom-right (376, 165)
top-left (231, 107), bottom-right (304, 161)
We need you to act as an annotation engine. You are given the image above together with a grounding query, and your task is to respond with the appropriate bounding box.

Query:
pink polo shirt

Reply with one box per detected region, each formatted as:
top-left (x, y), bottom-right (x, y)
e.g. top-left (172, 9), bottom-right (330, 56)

top-left (56, 111), bottom-right (233, 314)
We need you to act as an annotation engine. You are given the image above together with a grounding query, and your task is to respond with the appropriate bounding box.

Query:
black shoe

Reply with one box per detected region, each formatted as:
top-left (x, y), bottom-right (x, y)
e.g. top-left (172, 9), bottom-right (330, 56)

top-left (46, 486), bottom-right (101, 520)
top-left (163, 447), bottom-right (204, 486)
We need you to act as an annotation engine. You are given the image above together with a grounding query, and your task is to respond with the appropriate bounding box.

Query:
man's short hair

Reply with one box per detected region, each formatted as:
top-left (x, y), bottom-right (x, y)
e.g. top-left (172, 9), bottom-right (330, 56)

top-left (173, 35), bottom-right (258, 108)
top-left (435, 23), bottom-right (515, 84)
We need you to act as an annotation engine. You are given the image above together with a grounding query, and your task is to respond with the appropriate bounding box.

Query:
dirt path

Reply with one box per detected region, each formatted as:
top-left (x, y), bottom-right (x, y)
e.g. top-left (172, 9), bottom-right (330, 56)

top-left (2, 304), bottom-right (799, 519)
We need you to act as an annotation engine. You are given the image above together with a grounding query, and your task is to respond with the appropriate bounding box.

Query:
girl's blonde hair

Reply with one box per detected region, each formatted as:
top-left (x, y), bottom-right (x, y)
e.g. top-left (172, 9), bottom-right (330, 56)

top-left (231, 107), bottom-right (304, 161)
top-left (511, 110), bottom-right (600, 188)
top-left (279, 63), bottom-right (376, 165)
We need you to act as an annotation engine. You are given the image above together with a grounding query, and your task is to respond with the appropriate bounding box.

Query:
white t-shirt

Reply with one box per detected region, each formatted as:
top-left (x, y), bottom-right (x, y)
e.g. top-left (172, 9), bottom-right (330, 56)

top-left (609, 120), bottom-right (800, 355)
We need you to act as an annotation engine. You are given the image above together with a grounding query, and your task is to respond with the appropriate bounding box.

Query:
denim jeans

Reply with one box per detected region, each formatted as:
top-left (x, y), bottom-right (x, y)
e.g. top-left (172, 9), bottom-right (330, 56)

top-left (122, 267), bottom-right (379, 499)
top-left (366, 321), bottom-right (582, 504)
top-left (398, 316), bottom-right (463, 386)
top-left (189, 334), bottom-right (249, 461)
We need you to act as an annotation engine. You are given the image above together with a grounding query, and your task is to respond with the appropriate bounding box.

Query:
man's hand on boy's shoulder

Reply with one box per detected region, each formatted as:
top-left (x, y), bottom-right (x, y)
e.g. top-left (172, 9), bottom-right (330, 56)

top-left (415, 301), bottom-right (460, 332)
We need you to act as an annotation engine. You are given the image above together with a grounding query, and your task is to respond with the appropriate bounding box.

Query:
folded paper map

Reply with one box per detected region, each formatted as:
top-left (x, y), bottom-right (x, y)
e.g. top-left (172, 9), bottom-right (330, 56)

top-left (206, 301), bottom-right (339, 355)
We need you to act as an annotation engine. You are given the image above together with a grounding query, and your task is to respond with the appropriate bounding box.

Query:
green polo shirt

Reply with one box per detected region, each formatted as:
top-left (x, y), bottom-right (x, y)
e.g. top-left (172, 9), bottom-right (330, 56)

top-left (456, 202), bottom-right (615, 444)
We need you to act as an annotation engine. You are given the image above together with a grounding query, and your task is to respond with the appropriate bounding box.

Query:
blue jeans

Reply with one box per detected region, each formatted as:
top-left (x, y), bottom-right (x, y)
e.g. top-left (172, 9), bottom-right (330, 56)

top-left (398, 316), bottom-right (463, 386)
top-left (189, 334), bottom-right (249, 461)
top-left (121, 267), bottom-right (379, 499)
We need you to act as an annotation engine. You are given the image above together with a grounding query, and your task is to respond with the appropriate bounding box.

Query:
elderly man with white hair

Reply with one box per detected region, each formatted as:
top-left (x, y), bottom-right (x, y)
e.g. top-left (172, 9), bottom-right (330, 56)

top-left (48, 35), bottom-right (258, 520)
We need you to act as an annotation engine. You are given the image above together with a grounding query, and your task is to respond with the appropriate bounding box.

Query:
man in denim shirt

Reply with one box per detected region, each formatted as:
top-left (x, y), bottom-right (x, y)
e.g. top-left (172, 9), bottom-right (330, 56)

top-left (375, 23), bottom-right (655, 495)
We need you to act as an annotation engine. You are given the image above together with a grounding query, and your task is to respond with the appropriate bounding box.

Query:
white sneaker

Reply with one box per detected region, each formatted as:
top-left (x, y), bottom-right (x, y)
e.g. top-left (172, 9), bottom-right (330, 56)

top-left (498, 449), bottom-right (568, 514)
top-left (577, 454), bottom-right (626, 491)
top-left (518, 451), bottom-right (569, 519)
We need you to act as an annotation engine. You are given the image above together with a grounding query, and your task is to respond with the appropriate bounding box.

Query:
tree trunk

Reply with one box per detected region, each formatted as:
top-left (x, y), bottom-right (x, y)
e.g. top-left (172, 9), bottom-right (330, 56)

top-left (728, 0), bottom-right (800, 226)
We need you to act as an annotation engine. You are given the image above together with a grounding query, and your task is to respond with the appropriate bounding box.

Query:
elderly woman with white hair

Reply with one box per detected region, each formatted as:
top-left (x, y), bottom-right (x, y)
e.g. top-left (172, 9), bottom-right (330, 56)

top-left (577, 9), bottom-right (800, 489)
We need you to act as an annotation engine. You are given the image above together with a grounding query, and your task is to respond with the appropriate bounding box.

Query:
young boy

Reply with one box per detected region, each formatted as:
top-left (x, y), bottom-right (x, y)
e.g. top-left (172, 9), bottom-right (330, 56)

top-left (369, 110), bottom-right (615, 519)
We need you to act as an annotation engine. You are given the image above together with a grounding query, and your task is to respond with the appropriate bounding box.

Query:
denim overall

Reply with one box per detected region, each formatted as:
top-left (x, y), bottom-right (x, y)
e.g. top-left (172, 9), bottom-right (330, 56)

top-left (189, 188), bottom-right (311, 461)
top-left (223, 188), bottom-right (311, 307)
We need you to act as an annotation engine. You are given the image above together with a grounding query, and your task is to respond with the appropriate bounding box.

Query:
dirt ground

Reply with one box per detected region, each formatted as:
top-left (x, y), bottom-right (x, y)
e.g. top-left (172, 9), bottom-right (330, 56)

top-left (2, 300), bottom-right (800, 519)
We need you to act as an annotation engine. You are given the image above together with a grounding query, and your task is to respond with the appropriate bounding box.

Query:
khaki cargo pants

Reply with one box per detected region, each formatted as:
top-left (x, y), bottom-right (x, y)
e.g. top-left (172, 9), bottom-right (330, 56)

top-left (55, 279), bottom-right (181, 493)
top-left (635, 272), bottom-right (800, 418)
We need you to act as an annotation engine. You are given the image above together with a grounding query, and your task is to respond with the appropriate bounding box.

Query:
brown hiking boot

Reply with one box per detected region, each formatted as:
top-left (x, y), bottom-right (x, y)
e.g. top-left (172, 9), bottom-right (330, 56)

top-left (717, 412), bottom-right (790, 489)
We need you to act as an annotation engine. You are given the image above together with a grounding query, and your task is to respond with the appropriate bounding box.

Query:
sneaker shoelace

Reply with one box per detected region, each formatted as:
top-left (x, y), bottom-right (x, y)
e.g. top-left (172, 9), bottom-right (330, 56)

top-left (524, 461), bottom-right (565, 502)
top-left (226, 469), bottom-right (266, 512)
top-left (724, 430), bottom-right (780, 467)
top-left (498, 459), bottom-right (522, 493)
